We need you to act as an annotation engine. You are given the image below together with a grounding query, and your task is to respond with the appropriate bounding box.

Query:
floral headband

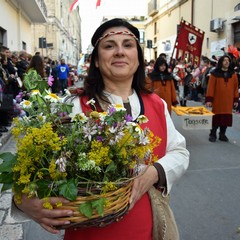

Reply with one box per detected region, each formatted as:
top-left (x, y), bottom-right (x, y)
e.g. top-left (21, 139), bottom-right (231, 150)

top-left (94, 30), bottom-right (139, 47)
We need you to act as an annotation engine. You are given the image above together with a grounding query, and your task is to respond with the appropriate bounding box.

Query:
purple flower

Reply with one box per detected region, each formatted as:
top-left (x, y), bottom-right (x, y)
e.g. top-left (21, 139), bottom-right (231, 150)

top-left (96, 136), bottom-right (104, 142)
top-left (125, 114), bottom-right (133, 122)
top-left (108, 107), bottom-right (116, 115)
top-left (48, 75), bottom-right (54, 86)
top-left (58, 112), bottom-right (67, 117)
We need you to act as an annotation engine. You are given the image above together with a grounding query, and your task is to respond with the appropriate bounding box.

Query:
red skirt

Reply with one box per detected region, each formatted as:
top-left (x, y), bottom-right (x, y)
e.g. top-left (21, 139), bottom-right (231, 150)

top-left (64, 193), bottom-right (152, 240)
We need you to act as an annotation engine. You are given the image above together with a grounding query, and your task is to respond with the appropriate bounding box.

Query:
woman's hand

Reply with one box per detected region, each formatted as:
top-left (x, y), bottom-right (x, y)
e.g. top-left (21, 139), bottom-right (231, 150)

top-left (15, 195), bottom-right (73, 234)
top-left (129, 165), bottom-right (158, 210)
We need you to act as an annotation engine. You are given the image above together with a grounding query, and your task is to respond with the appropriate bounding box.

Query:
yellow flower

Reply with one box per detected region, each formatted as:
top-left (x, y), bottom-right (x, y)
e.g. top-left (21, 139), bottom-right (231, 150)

top-left (31, 89), bottom-right (41, 96)
top-left (43, 198), bottom-right (53, 210)
top-left (90, 111), bottom-right (100, 119)
top-left (11, 127), bottom-right (21, 138)
top-left (55, 201), bottom-right (63, 208)
top-left (88, 140), bottom-right (111, 166)
top-left (102, 182), bottom-right (117, 193)
top-left (17, 174), bottom-right (31, 185)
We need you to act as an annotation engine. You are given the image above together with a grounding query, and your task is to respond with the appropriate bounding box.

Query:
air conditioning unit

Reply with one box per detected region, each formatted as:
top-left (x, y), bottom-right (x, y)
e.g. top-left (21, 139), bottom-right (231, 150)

top-left (210, 18), bottom-right (223, 32)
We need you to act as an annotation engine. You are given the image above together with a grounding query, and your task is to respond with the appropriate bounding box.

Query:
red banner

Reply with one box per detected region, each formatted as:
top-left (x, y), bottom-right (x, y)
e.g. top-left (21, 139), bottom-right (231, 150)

top-left (69, 0), bottom-right (79, 13)
top-left (173, 20), bottom-right (205, 66)
top-left (96, 0), bottom-right (101, 8)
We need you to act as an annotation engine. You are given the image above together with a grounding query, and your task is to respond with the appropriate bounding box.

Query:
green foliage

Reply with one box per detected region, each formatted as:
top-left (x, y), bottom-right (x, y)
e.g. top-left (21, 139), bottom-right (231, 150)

top-left (59, 179), bottom-right (78, 201)
top-left (0, 152), bottom-right (17, 192)
top-left (23, 69), bottom-right (48, 94)
top-left (79, 198), bottom-right (106, 218)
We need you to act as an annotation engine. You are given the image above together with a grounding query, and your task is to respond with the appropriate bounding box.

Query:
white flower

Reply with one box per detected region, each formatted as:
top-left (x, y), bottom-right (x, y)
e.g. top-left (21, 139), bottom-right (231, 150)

top-left (69, 112), bottom-right (88, 123)
top-left (64, 89), bottom-right (71, 96)
top-left (44, 92), bottom-right (60, 103)
top-left (55, 157), bottom-right (67, 172)
top-left (127, 122), bottom-right (143, 135)
top-left (36, 114), bottom-right (46, 122)
top-left (82, 125), bottom-right (98, 141)
top-left (137, 115), bottom-right (149, 124)
top-left (113, 104), bottom-right (126, 111)
top-left (20, 100), bottom-right (32, 108)
top-left (138, 132), bottom-right (150, 145)
top-left (86, 98), bottom-right (95, 106)
top-left (134, 125), bottom-right (143, 134)
top-left (99, 112), bottom-right (107, 120)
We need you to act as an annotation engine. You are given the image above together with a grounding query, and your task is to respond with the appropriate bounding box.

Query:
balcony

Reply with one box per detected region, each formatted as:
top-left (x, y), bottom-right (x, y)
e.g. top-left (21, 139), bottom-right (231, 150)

top-left (148, 0), bottom-right (158, 17)
top-left (15, 0), bottom-right (47, 23)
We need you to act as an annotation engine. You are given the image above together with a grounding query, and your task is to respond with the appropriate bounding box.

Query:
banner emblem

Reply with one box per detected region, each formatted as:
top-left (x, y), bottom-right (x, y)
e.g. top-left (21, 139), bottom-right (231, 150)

top-left (188, 33), bottom-right (197, 45)
top-left (172, 20), bottom-right (205, 66)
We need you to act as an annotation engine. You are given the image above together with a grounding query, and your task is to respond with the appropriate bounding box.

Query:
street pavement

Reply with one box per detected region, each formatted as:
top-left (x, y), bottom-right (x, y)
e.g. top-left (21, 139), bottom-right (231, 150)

top-left (0, 100), bottom-right (240, 240)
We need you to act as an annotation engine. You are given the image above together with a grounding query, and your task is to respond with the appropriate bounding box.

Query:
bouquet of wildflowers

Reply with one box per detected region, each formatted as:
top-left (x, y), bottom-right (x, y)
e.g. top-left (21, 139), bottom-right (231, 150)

top-left (0, 70), bottom-right (161, 220)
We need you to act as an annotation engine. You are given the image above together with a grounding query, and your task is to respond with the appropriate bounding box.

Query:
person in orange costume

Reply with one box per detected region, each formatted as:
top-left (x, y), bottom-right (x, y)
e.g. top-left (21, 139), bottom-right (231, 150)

top-left (146, 57), bottom-right (178, 114)
top-left (206, 55), bottom-right (239, 142)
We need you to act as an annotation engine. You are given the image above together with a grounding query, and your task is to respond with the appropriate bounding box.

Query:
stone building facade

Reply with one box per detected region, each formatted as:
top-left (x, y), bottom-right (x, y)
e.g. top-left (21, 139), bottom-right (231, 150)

top-left (0, 0), bottom-right (81, 66)
top-left (32, 0), bottom-right (81, 65)
top-left (145, 0), bottom-right (240, 61)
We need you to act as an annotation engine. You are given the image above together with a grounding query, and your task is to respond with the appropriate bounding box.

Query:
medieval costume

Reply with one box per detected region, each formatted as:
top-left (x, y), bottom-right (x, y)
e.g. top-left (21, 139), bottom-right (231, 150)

top-left (64, 91), bottom-right (188, 240)
top-left (206, 55), bottom-right (239, 142)
top-left (147, 57), bottom-right (178, 114)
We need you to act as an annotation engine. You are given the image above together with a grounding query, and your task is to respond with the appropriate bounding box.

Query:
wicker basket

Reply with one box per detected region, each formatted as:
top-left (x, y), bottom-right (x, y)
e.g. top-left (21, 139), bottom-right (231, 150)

top-left (55, 180), bottom-right (133, 229)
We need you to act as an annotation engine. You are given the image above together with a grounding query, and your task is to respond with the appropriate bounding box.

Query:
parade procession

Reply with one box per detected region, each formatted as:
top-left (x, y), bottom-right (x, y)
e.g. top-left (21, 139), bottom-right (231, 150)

top-left (0, 1), bottom-right (240, 240)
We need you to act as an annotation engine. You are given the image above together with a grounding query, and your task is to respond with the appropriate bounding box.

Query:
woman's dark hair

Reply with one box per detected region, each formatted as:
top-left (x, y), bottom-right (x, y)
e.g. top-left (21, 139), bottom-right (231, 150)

top-left (211, 55), bottom-right (235, 79)
top-left (216, 55), bottom-right (231, 69)
top-left (84, 18), bottom-right (149, 101)
top-left (153, 57), bottom-right (168, 73)
top-left (148, 57), bottom-right (172, 81)
top-left (27, 55), bottom-right (45, 78)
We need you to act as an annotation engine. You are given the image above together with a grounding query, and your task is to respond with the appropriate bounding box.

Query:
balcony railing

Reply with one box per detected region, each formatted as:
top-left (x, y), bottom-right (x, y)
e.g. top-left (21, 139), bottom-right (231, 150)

top-left (15, 0), bottom-right (47, 23)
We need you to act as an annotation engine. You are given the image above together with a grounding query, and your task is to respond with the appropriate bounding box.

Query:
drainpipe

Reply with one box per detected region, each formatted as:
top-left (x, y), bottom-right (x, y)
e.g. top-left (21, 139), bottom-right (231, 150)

top-left (191, 0), bottom-right (194, 25)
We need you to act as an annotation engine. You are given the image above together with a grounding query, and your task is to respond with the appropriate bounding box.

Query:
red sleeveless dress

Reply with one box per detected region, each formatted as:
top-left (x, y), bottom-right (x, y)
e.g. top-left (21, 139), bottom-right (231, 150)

top-left (64, 93), bottom-right (167, 240)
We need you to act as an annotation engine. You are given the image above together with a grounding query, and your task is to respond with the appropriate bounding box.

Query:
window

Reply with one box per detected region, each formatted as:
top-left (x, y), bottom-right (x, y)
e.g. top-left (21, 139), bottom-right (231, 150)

top-left (22, 41), bottom-right (26, 50)
top-left (154, 22), bottom-right (157, 35)
top-left (139, 30), bottom-right (145, 44)
top-left (0, 27), bottom-right (6, 48)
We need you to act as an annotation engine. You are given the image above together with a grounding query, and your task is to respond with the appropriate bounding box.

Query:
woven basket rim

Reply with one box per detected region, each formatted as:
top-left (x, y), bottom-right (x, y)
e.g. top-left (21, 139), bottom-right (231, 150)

top-left (55, 180), bottom-right (133, 229)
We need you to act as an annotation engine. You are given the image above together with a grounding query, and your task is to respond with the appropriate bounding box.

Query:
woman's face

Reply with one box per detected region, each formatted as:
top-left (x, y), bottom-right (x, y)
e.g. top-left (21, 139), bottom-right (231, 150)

top-left (95, 27), bottom-right (139, 83)
top-left (222, 57), bottom-right (230, 70)
top-left (159, 64), bottom-right (166, 72)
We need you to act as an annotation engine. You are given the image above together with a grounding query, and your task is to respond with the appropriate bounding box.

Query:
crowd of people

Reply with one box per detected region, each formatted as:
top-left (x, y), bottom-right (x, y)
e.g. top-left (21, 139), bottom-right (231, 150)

top-left (145, 53), bottom-right (240, 111)
top-left (0, 48), bottom-right (80, 138)
top-left (145, 52), bottom-right (239, 142)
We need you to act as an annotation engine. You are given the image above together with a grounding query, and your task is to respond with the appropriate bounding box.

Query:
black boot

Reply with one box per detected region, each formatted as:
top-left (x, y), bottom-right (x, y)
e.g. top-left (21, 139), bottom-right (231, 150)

top-left (219, 126), bottom-right (228, 142)
top-left (209, 127), bottom-right (217, 142)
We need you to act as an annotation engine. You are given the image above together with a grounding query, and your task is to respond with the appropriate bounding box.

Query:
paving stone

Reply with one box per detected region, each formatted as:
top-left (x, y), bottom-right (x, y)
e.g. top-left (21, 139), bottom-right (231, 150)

top-left (0, 210), bottom-right (5, 225)
top-left (0, 224), bottom-right (23, 240)
top-left (0, 193), bottom-right (11, 209)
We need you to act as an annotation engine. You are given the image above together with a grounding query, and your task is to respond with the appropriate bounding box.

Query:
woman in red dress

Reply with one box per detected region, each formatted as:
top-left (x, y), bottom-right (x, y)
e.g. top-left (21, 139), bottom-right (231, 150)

top-left (12, 18), bottom-right (189, 240)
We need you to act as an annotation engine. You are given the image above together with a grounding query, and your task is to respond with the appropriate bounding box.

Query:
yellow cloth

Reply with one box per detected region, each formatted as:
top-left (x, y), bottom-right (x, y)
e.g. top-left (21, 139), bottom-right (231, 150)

top-left (172, 106), bottom-right (214, 116)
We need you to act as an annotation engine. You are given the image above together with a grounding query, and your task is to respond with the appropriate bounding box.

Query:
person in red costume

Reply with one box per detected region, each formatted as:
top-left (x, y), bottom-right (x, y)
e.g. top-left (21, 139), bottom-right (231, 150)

top-left (12, 18), bottom-right (189, 240)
